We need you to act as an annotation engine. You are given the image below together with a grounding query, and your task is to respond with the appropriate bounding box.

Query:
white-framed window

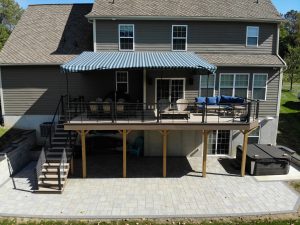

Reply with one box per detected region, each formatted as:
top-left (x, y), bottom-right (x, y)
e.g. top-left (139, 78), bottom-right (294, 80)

top-left (252, 74), bottom-right (268, 100)
top-left (219, 73), bottom-right (249, 98)
top-left (119, 24), bottom-right (134, 51)
top-left (208, 130), bottom-right (231, 155)
top-left (116, 71), bottom-right (129, 94)
top-left (248, 127), bottom-right (260, 144)
top-left (246, 26), bottom-right (259, 47)
top-left (155, 78), bottom-right (185, 104)
top-left (172, 25), bottom-right (187, 51)
top-left (199, 74), bottom-right (215, 96)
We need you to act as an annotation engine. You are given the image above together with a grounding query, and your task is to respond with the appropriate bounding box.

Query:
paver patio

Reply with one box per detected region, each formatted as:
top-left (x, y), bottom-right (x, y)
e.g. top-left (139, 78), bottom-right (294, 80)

top-left (0, 156), bottom-right (299, 219)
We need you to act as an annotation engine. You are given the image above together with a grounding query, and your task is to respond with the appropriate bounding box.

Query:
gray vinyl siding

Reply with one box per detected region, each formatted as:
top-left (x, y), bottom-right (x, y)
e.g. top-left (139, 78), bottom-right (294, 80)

top-left (1, 66), bottom-right (143, 115)
top-left (96, 20), bottom-right (277, 54)
top-left (1, 66), bottom-right (279, 117)
top-left (215, 67), bottom-right (280, 117)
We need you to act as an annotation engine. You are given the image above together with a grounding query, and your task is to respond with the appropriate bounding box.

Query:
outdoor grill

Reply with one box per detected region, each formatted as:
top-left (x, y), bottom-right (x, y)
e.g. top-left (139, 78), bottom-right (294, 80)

top-left (236, 144), bottom-right (291, 176)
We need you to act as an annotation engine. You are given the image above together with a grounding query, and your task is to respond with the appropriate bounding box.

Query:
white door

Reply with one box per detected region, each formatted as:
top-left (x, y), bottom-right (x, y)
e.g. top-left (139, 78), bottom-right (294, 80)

top-left (207, 130), bottom-right (231, 155)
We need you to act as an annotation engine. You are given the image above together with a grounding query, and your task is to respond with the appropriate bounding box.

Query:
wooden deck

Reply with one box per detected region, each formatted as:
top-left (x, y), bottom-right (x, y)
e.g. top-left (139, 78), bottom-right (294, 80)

top-left (64, 112), bottom-right (258, 131)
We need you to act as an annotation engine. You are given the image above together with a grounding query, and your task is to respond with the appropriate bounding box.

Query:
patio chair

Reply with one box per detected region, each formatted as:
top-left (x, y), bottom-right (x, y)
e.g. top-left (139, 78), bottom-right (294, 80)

top-left (103, 98), bottom-right (112, 113)
top-left (116, 98), bottom-right (125, 113)
top-left (87, 101), bottom-right (99, 119)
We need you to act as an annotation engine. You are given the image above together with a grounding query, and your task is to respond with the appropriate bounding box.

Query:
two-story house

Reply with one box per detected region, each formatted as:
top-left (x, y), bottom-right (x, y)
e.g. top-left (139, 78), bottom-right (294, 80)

top-left (0, 0), bottom-right (286, 182)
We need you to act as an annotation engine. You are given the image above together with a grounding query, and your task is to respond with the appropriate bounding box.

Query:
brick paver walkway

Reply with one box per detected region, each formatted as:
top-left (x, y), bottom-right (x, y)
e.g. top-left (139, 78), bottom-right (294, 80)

top-left (0, 156), bottom-right (298, 219)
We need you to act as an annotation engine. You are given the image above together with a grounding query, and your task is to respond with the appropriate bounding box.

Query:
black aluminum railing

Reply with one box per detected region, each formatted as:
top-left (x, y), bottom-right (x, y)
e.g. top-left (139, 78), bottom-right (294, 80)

top-left (64, 99), bottom-right (259, 124)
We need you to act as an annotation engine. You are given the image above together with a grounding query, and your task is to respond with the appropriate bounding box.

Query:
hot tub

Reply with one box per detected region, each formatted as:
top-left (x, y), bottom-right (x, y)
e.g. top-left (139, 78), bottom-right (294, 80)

top-left (236, 144), bottom-right (291, 176)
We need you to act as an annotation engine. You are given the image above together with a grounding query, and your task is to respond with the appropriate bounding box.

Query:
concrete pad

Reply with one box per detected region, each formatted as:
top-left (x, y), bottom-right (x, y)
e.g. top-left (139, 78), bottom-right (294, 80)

top-left (254, 165), bottom-right (300, 182)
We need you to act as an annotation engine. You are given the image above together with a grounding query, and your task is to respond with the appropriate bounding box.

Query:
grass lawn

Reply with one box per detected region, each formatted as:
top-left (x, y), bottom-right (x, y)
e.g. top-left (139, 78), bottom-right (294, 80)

top-left (0, 127), bottom-right (8, 137)
top-left (0, 220), bottom-right (299, 225)
top-left (277, 82), bottom-right (300, 153)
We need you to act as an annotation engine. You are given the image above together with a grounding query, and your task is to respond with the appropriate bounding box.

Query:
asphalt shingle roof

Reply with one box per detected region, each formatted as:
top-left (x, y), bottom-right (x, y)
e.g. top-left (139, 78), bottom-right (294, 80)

top-left (200, 54), bottom-right (285, 67)
top-left (0, 4), bottom-right (93, 65)
top-left (88, 0), bottom-right (282, 22)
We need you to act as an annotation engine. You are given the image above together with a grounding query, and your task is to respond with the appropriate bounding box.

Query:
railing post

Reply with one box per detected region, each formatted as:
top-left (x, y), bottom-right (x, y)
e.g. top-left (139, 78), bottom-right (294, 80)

top-left (142, 103), bottom-right (144, 122)
top-left (247, 102), bottom-right (252, 123)
top-left (256, 100), bottom-right (259, 119)
top-left (61, 96), bottom-right (65, 120)
top-left (57, 167), bottom-right (61, 190)
top-left (202, 103), bottom-right (205, 123)
top-left (157, 103), bottom-right (160, 123)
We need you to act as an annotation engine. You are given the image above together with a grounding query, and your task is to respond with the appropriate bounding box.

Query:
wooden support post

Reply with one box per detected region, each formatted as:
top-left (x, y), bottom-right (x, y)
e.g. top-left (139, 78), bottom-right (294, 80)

top-left (81, 130), bottom-right (87, 178)
top-left (70, 157), bottom-right (74, 175)
top-left (241, 130), bottom-right (249, 177)
top-left (202, 130), bottom-right (209, 177)
top-left (123, 129), bottom-right (127, 178)
top-left (162, 130), bottom-right (168, 178)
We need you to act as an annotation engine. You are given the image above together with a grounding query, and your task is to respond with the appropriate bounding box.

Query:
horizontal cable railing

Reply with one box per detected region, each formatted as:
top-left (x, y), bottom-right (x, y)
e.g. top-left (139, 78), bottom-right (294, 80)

top-left (65, 98), bottom-right (260, 125)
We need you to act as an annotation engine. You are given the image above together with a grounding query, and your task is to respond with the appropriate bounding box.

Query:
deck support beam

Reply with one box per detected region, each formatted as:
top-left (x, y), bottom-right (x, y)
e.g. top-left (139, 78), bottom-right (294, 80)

top-left (80, 130), bottom-right (87, 178)
top-left (122, 129), bottom-right (127, 178)
top-left (202, 130), bottom-right (209, 177)
top-left (160, 130), bottom-right (168, 177)
top-left (240, 130), bottom-right (250, 177)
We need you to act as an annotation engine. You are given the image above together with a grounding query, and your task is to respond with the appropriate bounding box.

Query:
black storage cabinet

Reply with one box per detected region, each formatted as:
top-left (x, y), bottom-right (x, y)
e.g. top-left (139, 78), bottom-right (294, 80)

top-left (236, 144), bottom-right (291, 176)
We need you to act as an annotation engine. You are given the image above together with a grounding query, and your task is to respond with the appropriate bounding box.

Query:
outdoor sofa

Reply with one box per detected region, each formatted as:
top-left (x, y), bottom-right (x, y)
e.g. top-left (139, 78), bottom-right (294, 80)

top-left (195, 95), bottom-right (246, 117)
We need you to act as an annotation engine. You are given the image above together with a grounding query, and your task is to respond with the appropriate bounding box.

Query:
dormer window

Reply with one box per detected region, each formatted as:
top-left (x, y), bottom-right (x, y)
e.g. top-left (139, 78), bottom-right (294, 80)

top-left (246, 26), bottom-right (259, 47)
top-left (172, 25), bottom-right (187, 51)
top-left (119, 24), bottom-right (134, 51)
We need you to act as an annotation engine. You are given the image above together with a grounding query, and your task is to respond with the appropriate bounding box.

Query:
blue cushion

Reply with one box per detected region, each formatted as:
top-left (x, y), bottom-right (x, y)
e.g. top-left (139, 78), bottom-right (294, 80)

top-left (206, 96), bottom-right (218, 105)
top-left (195, 97), bottom-right (206, 104)
top-left (232, 97), bottom-right (244, 103)
top-left (220, 95), bottom-right (233, 103)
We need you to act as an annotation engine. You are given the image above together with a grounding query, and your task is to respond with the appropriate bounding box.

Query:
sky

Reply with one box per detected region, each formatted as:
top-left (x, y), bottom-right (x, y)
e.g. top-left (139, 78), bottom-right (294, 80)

top-left (16, 0), bottom-right (300, 14)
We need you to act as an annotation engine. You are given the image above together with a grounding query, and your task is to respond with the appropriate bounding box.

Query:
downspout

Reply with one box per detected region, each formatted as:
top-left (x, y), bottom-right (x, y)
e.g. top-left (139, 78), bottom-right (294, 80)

top-left (275, 23), bottom-right (287, 119)
top-left (0, 67), bottom-right (5, 126)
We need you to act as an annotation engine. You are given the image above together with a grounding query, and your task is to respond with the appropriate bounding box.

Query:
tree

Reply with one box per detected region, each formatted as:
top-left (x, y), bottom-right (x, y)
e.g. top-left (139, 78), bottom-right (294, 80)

top-left (0, 24), bottom-right (10, 49)
top-left (0, 0), bottom-right (23, 50)
top-left (285, 46), bottom-right (300, 91)
top-left (279, 10), bottom-right (300, 58)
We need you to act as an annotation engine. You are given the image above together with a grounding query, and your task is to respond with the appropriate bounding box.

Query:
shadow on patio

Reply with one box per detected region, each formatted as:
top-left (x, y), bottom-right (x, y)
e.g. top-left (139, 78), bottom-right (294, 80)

top-left (71, 152), bottom-right (241, 179)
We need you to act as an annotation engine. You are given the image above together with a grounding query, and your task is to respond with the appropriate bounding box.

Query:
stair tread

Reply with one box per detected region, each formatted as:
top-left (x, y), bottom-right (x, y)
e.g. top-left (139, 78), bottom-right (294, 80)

top-left (39, 174), bottom-right (68, 179)
top-left (43, 162), bottom-right (69, 167)
top-left (39, 180), bottom-right (66, 185)
top-left (42, 168), bottom-right (68, 173)
top-left (35, 187), bottom-right (62, 193)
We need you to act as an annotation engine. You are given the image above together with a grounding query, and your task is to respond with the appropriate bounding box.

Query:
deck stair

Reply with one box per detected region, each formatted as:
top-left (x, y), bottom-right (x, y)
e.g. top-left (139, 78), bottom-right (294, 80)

top-left (35, 112), bottom-right (77, 194)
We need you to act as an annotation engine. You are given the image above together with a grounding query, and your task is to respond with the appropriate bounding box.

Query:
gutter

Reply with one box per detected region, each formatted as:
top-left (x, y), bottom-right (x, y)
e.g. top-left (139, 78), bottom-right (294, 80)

top-left (0, 63), bottom-right (62, 66)
top-left (215, 64), bottom-right (285, 68)
top-left (86, 15), bottom-right (284, 24)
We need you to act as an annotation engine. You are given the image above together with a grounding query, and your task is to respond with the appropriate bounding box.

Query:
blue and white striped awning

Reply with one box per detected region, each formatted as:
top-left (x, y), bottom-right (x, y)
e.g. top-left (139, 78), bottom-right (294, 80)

top-left (61, 51), bottom-right (216, 73)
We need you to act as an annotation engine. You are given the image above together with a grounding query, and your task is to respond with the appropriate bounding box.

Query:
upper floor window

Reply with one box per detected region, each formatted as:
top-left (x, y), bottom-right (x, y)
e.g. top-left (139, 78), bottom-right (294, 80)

top-left (252, 74), bottom-right (268, 100)
top-left (246, 26), bottom-right (259, 47)
top-left (116, 71), bottom-right (129, 94)
top-left (119, 24), bottom-right (134, 51)
top-left (172, 25), bottom-right (187, 51)
top-left (219, 73), bottom-right (249, 98)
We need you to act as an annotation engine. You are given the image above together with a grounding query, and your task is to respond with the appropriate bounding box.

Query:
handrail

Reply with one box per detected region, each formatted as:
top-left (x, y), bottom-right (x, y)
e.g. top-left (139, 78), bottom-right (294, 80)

top-left (65, 98), bottom-right (260, 124)
top-left (58, 148), bottom-right (67, 191)
top-left (44, 95), bottom-right (67, 149)
top-left (35, 148), bottom-right (46, 188)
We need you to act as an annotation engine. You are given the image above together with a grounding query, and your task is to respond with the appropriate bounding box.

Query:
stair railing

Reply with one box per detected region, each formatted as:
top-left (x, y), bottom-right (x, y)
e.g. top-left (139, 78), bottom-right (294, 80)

top-left (44, 95), bottom-right (67, 150)
top-left (35, 148), bottom-right (46, 188)
top-left (58, 148), bottom-right (67, 191)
